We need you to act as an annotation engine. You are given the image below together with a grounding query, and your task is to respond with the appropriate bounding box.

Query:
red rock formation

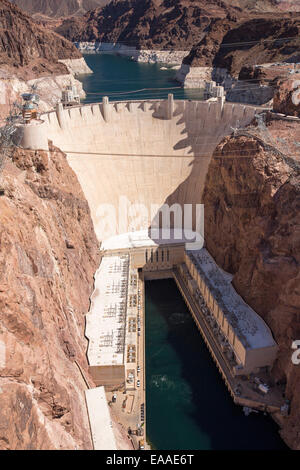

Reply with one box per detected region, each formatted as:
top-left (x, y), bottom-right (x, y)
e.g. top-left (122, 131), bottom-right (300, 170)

top-left (0, 143), bottom-right (100, 449)
top-left (202, 116), bottom-right (300, 449)
top-left (185, 15), bottom-right (300, 76)
top-left (55, 0), bottom-right (300, 78)
top-left (182, 16), bottom-right (236, 68)
top-left (11, 0), bottom-right (110, 18)
top-left (0, 0), bottom-right (82, 79)
top-left (273, 78), bottom-right (300, 117)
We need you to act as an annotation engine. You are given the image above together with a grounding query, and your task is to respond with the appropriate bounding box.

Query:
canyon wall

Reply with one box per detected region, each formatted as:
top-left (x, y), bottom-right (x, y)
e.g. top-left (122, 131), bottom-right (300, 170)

top-left (0, 0), bottom-right (92, 119)
top-left (0, 0), bottom-right (82, 79)
top-left (0, 144), bottom-right (100, 449)
top-left (202, 116), bottom-right (300, 449)
top-left (16, 97), bottom-right (300, 448)
top-left (56, 0), bottom-right (236, 52)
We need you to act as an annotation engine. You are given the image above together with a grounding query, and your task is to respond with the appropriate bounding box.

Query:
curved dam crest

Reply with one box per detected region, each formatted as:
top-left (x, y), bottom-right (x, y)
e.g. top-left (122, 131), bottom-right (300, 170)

top-left (21, 98), bottom-right (264, 241)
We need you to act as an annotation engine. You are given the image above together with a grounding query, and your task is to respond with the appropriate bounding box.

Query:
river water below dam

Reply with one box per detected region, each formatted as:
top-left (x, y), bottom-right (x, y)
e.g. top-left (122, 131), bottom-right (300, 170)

top-left (78, 53), bottom-right (204, 102)
top-left (145, 279), bottom-right (286, 450)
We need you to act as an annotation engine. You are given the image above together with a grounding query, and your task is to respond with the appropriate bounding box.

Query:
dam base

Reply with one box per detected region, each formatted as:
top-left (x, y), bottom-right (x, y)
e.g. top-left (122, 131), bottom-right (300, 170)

top-left (84, 230), bottom-right (284, 449)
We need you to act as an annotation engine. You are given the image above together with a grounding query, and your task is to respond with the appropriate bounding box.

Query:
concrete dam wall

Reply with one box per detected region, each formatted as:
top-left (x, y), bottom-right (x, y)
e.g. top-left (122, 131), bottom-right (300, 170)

top-left (21, 98), bottom-right (264, 241)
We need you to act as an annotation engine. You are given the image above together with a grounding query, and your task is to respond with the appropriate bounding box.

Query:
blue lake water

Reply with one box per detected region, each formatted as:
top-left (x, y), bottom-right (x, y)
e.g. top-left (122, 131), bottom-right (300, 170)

top-left (78, 53), bottom-right (204, 103)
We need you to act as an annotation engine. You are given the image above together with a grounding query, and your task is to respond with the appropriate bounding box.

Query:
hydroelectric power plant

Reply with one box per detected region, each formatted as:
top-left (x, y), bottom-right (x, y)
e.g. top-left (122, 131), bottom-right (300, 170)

top-left (18, 86), bottom-right (286, 449)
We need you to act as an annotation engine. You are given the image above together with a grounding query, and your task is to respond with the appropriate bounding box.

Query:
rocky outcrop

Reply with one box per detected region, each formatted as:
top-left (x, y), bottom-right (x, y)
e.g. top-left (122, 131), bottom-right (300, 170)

top-left (0, 1), bottom-right (92, 118)
top-left (0, 144), bottom-right (100, 449)
top-left (58, 58), bottom-right (92, 75)
top-left (182, 16), bottom-right (236, 69)
top-left (237, 0), bottom-right (300, 12)
top-left (213, 17), bottom-right (300, 77)
top-left (175, 63), bottom-right (229, 88)
top-left (183, 15), bottom-right (300, 77)
top-left (76, 42), bottom-right (189, 65)
top-left (202, 116), bottom-right (300, 449)
top-left (273, 77), bottom-right (300, 117)
top-left (12, 0), bottom-right (300, 19)
top-left (56, 0), bottom-right (239, 51)
top-left (0, 73), bottom-right (86, 118)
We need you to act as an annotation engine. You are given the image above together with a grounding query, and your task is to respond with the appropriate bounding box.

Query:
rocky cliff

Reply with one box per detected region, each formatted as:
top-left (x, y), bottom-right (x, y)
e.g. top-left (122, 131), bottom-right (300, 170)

top-left (0, 0), bottom-right (82, 79)
top-left (184, 15), bottom-right (300, 76)
top-left (56, 0), bottom-right (300, 79)
top-left (56, 0), bottom-right (240, 50)
top-left (273, 78), bottom-right (300, 117)
top-left (227, 0), bottom-right (300, 12)
top-left (202, 115), bottom-right (300, 449)
top-left (0, 143), bottom-right (100, 449)
top-left (11, 0), bottom-right (110, 18)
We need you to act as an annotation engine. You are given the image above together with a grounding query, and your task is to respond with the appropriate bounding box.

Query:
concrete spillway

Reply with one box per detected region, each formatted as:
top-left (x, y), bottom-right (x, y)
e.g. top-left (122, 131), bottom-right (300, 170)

top-left (21, 97), bottom-right (264, 240)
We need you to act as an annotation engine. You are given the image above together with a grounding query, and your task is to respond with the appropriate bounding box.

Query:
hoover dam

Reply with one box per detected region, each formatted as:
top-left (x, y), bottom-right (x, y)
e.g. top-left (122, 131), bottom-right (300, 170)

top-left (18, 95), bottom-right (285, 449)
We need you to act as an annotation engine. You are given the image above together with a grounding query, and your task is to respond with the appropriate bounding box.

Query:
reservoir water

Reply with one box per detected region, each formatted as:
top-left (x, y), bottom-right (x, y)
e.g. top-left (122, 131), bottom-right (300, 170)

top-left (78, 53), bottom-right (203, 102)
top-left (145, 279), bottom-right (286, 450)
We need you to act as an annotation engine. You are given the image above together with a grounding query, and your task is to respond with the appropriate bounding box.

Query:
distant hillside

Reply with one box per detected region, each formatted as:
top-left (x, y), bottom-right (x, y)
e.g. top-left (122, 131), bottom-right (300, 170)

top-left (0, 0), bottom-right (82, 78)
top-left (9, 0), bottom-right (110, 18)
